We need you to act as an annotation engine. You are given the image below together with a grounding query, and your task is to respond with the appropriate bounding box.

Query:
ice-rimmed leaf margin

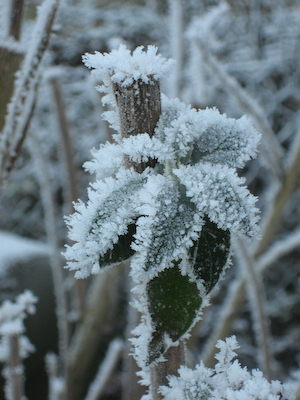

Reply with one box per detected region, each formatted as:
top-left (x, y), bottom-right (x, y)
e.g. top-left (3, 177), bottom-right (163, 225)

top-left (64, 169), bottom-right (148, 278)
top-left (174, 163), bottom-right (260, 238)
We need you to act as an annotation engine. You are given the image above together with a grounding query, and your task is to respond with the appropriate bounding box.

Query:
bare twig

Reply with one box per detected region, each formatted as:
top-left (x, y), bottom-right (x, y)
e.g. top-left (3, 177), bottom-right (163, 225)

top-left (30, 137), bottom-right (69, 400)
top-left (8, 335), bottom-right (24, 400)
top-left (169, 0), bottom-right (184, 99)
top-left (9, 0), bottom-right (26, 41)
top-left (49, 76), bottom-right (79, 211)
top-left (0, 0), bottom-right (58, 190)
top-left (84, 339), bottom-right (124, 400)
top-left (236, 239), bottom-right (274, 380)
top-left (255, 126), bottom-right (300, 256)
top-left (49, 75), bottom-right (86, 318)
top-left (68, 266), bottom-right (124, 400)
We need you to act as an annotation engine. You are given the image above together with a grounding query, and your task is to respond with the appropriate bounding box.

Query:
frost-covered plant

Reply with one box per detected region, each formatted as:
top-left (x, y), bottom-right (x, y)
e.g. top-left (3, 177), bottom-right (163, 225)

top-left (0, 290), bottom-right (37, 400)
top-left (64, 44), bottom-right (260, 384)
top-left (159, 336), bottom-right (292, 400)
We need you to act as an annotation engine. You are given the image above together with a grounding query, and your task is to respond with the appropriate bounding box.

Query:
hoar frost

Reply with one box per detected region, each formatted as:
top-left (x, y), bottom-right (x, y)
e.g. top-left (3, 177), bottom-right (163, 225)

top-left (64, 45), bottom-right (261, 367)
top-left (159, 336), bottom-right (293, 400)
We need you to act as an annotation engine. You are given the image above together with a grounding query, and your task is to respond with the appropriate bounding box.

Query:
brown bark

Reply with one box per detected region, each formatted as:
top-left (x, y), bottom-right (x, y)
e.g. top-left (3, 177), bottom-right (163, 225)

top-left (0, 46), bottom-right (24, 132)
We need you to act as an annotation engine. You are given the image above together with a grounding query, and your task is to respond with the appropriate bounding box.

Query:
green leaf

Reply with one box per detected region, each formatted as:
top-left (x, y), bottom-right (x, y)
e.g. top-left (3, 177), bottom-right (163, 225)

top-left (144, 181), bottom-right (195, 272)
top-left (190, 217), bottom-right (231, 294)
top-left (147, 263), bottom-right (202, 364)
top-left (99, 223), bottom-right (136, 267)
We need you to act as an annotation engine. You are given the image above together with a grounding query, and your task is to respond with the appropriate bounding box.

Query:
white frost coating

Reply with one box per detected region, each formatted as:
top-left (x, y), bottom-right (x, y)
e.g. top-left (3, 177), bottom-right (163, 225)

top-left (82, 44), bottom-right (175, 88)
top-left (64, 168), bottom-right (150, 278)
top-left (65, 45), bottom-right (262, 368)
top-left (174, 163), bottom-right (260, 238)
top-left (160, 336), bottom-right (293, 400)
top-left (0, 291), bottom-right (37, 362)
top-left (155, 96), bottom-right (261, 168)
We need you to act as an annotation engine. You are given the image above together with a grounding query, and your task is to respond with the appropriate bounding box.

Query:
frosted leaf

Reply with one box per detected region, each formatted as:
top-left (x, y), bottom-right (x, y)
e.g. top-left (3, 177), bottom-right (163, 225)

top-left (155, 97), bottom-right (261, 168)
top-left (189, 217), bottom-right (231, 294)
top-left (64, 168), bottom-right (148, 278)
top-left (174, 163), bottom-right (260, 238)
top-left (146, 263), bottom-right (202, 364)
top-left (131, 176), bottom-right (202, 281)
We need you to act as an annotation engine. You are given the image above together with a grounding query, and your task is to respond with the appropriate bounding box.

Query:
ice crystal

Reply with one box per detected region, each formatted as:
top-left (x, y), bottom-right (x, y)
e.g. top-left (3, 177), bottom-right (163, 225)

top-left (160, 336), bottom-right (293, 400)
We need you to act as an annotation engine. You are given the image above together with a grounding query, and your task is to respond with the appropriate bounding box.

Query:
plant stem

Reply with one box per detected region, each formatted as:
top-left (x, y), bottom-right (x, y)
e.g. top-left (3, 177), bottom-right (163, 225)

top-left (150, 341), bottom-right (186, 400)
top-left (8, 335), bottom-right (24, 400)
top-left (9, 0), bottom-right (26, 41)
top-left (113, 76), bottom-right (185, 398)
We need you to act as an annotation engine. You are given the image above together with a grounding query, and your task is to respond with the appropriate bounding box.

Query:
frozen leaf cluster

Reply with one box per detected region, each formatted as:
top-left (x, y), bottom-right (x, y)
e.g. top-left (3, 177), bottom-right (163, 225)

top-left (160, 336), bottom-right (293, 400)
top-left (65, 45), bottom-right (261, 365)
top-left (65, 94), bottom-right (260, 279)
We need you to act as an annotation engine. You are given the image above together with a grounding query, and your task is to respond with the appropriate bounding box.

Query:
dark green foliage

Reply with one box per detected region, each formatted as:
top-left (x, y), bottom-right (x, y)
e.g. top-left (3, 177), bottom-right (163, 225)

top-left (147, 263), bottom-right (202, 364)
top-left (190, 217), bottom-right (231, 294)
top-left (144, 182), bottom-right (195, 273)
top-left (99, 223), bottom-right (136, 267)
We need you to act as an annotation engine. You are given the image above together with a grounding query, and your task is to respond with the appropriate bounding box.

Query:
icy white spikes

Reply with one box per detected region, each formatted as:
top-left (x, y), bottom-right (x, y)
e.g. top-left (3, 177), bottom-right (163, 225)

top-left (160, 336), bottom-right (293, 400)
top-left (82, 44), bottom-right (175, 88)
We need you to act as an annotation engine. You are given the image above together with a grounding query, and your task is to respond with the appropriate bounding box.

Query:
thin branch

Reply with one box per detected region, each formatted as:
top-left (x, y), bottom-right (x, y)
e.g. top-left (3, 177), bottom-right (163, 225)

top-left (9, 0), bottom-right (26, 41)
top-left (8, 335), bottom-right (24, 400)
top-left (49, 76), bottom-right (79, 210)
top-left (30, 137), bottom-right (69, 400)
top-left (49, 75), bottom-right (86, 318)
top-left (68, 266), bottom-right (124, 400)
top-left (202, 279), bottom-right (244, 368)
top-left (236, 239), bottom-right (274, 380)
top-left (257, 226), bottom-right (300, 272)
top-left (0, 0), bottom-right (58, 189)
top-left (84, 339), bottom-right (124, 400)
top-left (168, 0), bottom-right (184, 99)
top-left (255, 125), bottom-right (300, 257)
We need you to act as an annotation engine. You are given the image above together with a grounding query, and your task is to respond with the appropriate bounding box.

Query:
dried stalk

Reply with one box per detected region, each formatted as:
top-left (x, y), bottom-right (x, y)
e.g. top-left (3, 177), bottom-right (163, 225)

top-left (84, 338), bottom-right (124, 400)
top-left (8, 335), bottom-right (24, 400)
top-left (122, 275), bottom-right (146, 400)
top-left (50, 76), bottom-right (79, 211)
top-left (237, 239), bottom-right (273, 380)
top-left (0, 45), bottom-right (24, 132)
top-left (67, 266), bottom-right (124, 400)
top-left (0, 0), bottom-right (58, 189)
top-left (30, 137), bottom-right (69, 400)
top-left (169, 0), bottom-right (184, 99)
top-left (49, 76), bottom-right (86, 318)
top-left (255, 127), bottom-right (300, 256)
top-left (9, 0), bottom-right (26, 41)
